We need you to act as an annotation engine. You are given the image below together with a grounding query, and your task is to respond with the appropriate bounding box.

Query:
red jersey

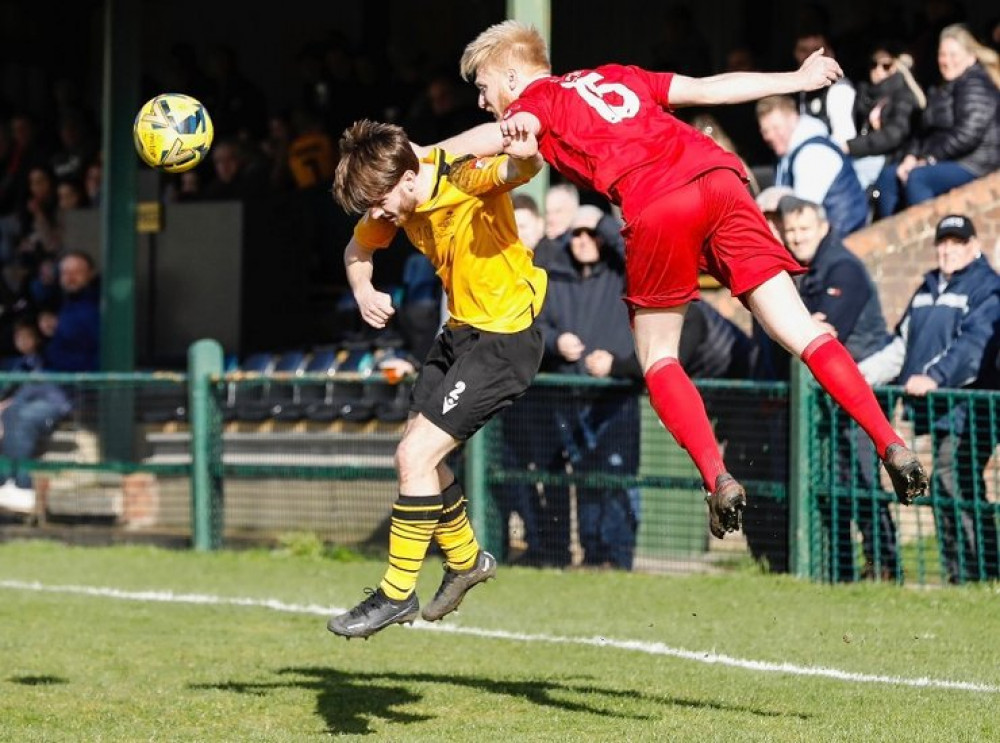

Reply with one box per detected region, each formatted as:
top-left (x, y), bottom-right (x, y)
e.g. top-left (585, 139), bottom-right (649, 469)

top-left (505, 64), bottom-right (746, 220)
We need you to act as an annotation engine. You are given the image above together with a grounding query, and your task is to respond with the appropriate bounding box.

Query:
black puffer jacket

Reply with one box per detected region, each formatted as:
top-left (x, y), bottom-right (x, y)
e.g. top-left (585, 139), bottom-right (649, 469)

top-left (907, 62), bottom-right (1000, 176)
top-left (846, 72), bottom-right (922, 161)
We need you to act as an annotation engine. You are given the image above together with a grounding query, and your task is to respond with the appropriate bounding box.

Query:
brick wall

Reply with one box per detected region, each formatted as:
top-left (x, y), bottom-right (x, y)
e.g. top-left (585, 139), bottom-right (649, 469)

top-left (844, 171), bottom-right (1000, 328)
top-left (701, 171), bottom-right (1000, 337)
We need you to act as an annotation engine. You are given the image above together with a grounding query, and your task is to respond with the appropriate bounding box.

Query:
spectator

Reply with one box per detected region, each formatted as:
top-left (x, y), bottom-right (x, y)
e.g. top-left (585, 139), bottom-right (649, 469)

top-left (512, 193), bottom-right (544, 250)
top-left (875, 25), bottom-right (1000, 215)
top-left (534, 183), bottom-right (578, 268)
top-left (287, 108), bottom-right (337, 190)
top-left (535, 205), bottom-right (642, 569)
top-left (404, 72), bottom-right (487, 145)
top-left (779, 196), bottom-right (898, 581)
top-left (50, 110), bottom-right (97, 183)
top-left (757, 94), bottom-right (869, 236)
top-left (0, 251), bottom-right (99, 515)
top-left (82, 158), bottom-right (102, 207)
top-left (691, 113), bottom-right (760, 194)
top-left (859, 215), bottom-right (1000, 584)
top-left (844, 46), bottom-right (926, 192)
top-left (200, 139), bottom-right (268, 201)
top-left (792, 28), bottom-right (858, 146)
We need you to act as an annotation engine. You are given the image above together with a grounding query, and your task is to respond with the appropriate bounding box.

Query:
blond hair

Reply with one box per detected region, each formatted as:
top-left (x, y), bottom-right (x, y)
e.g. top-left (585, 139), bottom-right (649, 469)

top-left (755, 95), bottom-right (797, 119)
top-left (460, 20), bottom-right (550, 83)
top-left (940, 24), bottom-right (1000, 88)
top-left (332, 120), bottom-right (419, 214)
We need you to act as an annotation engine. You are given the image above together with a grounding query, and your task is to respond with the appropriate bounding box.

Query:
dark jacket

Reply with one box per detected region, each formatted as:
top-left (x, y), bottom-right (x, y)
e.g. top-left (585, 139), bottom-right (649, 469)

top-left (895, 256), bottom-right (1000, 388)
top-left (679, 301), bottom-right (756, 379)
top-left (538, 243), bottom-right (640, 380)
top-left (846, 73), bottom-right (923, 162)
top-left (44, 282), bottom-right (100, 372)
top-left (907, 62), bottom-right (1000, 177)
top-left (797, 233), bottom-right (889, 362)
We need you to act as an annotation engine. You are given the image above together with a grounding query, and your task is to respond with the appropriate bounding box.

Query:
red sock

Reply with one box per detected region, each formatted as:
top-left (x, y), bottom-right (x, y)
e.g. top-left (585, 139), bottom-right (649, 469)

top-left (645, 358), bottom-right (725, 490)
top-left (801, 334), bottom-right (903, 457)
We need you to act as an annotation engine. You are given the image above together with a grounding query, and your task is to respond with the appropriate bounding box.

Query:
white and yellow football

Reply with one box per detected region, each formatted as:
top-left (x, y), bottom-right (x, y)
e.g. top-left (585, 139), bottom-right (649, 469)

top-left (133, 93), bottom-right (214, 173)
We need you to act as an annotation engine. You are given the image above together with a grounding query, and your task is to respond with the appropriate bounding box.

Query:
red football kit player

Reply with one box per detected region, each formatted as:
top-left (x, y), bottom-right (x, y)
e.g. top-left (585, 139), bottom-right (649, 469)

top-left (446, 21), bottom-right (928, 537)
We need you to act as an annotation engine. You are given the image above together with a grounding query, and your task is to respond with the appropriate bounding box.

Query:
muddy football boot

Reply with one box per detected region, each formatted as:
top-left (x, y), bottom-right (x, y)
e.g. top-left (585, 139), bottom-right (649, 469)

top-left (882, 443), bottom-right (928, 506)
top-left (327, 588), bottom-right (419, 639)
top-left (421, 550), bottom-right (497, 622)
top-left (705, 474), bottom-right (747, 539)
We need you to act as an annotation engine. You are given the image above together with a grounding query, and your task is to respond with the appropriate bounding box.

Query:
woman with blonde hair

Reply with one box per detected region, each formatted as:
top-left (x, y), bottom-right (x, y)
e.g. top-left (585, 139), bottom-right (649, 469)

top-left (874, 24), bottom-right (1000, 216)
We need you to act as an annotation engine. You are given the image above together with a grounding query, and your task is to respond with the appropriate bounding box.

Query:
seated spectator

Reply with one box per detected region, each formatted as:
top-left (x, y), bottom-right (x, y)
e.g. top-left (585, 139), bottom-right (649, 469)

top-left (844, 46), bottom-right (926, 191)
top-left (50, 110), bottom-right (97, 183)
top-left (287, 108), bottom-right (337, 189)
top-left (691, 113), bottom-right (760, 194)
top-left (512, 193), bottom-right (544, 251)
top-left (533, 183), bottom-right (578, 268)
top-left (874, 25), bottom-right (1000, 216)
top-left (778, 195), bottom-right (898, 581)
top-left (757, 95), bottom-right (868, 236)
top-left (200, 139), bottom-right (268, 201)
top-left (792, 27), bottom-right (858, 146)
top-left (859, 215), bottom-right (1000, 583)
top-left (0, 251), bottom-right (99, 515)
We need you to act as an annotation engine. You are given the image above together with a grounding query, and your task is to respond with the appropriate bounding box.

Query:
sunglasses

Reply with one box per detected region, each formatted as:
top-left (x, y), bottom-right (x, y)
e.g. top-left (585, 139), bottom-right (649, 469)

top-left (870, 59), bottom-right (894, 71)
top-left (571, 227), bottom-right (598, 238)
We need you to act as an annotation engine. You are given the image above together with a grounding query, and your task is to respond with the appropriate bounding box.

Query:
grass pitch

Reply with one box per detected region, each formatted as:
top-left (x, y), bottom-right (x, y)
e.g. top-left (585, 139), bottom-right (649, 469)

top-left (1, 539), bottom-right (998, 741)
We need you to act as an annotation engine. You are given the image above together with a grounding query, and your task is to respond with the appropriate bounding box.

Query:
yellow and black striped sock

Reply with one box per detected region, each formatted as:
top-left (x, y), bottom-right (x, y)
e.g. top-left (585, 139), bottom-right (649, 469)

top-left (380, 494), bottom-right (443, 601)
top-left (434, 480), bottom-right (480, 572)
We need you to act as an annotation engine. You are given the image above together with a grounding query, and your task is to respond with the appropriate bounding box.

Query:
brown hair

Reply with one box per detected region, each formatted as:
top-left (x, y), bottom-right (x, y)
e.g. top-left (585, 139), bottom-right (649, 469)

top-left (755, 95), bottom-right (797, 119)
top-left (460, 20), bottom-right (551, 83)
top-left (332, 120), bottom-right (419, 214)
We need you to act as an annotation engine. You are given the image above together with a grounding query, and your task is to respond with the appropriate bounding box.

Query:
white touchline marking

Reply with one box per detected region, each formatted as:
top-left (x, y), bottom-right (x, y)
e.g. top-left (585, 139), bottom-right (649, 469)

top-left (2, 579), bottom-right (997, 694)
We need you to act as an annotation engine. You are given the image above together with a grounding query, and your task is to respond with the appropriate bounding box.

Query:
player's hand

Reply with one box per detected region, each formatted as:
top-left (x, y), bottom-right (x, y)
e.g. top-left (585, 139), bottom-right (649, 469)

top-left (797, 48), bottom-right (843, 90)
top-left (904, 374), bottom-right (938, 397)
top-left (557, 332), bottom-right (585, 362)
top-left (584, 349), bottom-right (614, 378)
top-left (356, 288), bottom-right (395, 329)
top-left (500, 112), bottom-right (540, 158)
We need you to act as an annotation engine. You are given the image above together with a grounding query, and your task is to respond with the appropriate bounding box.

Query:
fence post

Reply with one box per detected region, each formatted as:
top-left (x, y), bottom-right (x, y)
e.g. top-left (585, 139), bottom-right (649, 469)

top-left (464, 421), bottom-right (498, 555)
top-left (788, 360), bottom-right (813, 578)
top-left (188, 339), bottom-right (223, 550)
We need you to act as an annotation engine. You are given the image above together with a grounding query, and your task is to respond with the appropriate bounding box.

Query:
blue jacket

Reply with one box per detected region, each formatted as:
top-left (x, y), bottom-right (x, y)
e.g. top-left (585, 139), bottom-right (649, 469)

top-left (896, 257), bottom-right (1000, 388)
top-left (780, 135), bottom-right (869, 236)
top-left (44, 283), bottom-right (100, 372)
top-left (862, 255), bottom-right (1000, 434)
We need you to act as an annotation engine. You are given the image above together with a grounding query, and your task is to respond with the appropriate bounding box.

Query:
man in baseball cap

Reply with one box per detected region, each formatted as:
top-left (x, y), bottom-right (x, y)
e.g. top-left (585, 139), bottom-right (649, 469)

top-left (935, 214), bottom-right (977, 243)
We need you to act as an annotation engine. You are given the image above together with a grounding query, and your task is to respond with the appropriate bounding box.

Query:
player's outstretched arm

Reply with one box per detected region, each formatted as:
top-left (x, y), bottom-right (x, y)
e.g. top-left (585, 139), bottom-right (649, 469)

top-left (345, 236), bottom-right (395, 329)
top-left (669, 49), bottom-right (843, 107)
top-left (435, 122), bottom-right (506, 157)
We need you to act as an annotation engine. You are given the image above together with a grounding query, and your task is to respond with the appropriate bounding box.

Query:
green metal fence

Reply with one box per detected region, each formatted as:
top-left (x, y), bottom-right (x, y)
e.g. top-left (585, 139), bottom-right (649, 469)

top-left (2, 344), bottom-right (997, 586)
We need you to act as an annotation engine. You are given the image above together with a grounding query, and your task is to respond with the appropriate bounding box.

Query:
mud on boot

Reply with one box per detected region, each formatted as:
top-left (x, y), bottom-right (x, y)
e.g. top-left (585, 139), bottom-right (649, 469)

top-left (422, 550), bottom-right (497, 622)
top-left (705, 473), bottom-right (746, 539)
top-left (882, 443), bottom-right (928, 506)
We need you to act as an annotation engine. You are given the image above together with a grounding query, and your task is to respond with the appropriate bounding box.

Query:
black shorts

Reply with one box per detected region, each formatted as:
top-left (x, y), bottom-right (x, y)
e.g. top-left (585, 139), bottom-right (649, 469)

top-left (411, 323), bottom-right (544, 441)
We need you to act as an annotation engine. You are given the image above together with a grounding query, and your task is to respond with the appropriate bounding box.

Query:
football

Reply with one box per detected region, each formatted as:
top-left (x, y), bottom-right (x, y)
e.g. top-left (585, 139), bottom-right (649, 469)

top-left (133, 93), bottom-right (214, 173)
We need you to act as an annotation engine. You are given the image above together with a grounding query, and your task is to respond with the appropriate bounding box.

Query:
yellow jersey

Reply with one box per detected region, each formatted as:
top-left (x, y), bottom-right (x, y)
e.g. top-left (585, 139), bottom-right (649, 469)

top-left (353, 148), bottom-right (547, 334)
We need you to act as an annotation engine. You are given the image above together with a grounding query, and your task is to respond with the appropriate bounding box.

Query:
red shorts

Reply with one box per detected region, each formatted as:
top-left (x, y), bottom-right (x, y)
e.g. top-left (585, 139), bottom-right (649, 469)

top-left (621, 168), bottom-right (804, 309)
